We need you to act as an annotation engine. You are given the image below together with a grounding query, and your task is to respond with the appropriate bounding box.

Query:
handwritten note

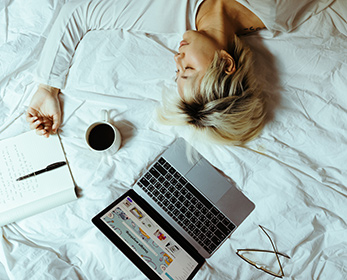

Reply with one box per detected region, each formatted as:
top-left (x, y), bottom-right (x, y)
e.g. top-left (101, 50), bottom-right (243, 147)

top-left (0, 130), bottom-right (76, 225)
top-left (0, 143), bottom-right (39, 207)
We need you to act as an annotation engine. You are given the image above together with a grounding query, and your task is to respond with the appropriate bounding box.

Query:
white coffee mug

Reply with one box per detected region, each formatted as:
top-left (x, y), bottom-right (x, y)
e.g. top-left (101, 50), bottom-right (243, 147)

top-left (85, 110), bottom-right (121, 156)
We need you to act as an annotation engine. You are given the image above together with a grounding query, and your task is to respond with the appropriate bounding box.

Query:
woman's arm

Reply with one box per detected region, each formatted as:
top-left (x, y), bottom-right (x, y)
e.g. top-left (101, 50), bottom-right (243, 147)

top-left (36, 0), bottom-right (121, 89)
top-left (28, 0), bottom-right (121, 136)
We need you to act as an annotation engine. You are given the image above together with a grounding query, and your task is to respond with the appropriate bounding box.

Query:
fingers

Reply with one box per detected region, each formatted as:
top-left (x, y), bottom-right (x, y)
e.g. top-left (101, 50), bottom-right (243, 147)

top-left (52, 114), bottom-right (61, 134)
top-left (26, 108), bottom-right (38, 123)
top-left (29, 119), bottom-right (42, 130)
top-left (36, 128), bottom-right (50, 138)
top-left (27, 113), bottom-right (54, 137)
top-left (26, 103), bottom-right (61, 137)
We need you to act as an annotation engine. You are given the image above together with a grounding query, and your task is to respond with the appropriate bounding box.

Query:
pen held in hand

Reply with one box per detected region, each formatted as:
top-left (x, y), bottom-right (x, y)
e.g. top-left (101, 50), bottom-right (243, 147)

top-left (16, 161), bottom-right (67, 181)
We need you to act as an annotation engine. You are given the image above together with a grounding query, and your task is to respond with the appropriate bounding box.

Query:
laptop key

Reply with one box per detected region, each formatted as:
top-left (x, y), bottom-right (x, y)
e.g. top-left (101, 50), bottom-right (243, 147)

top-left (200, 216), bottom-right (207, 223)
top-left (200, 226), bottom-right (208, 233)
top-left (149, 167), bottom-right (160, 178)
top-left (174, 200), bottom-right (181, 208)
top-left (158, 157), bottom-right (166, 165)
top-left (209, 224), bottom-right (217, 232)
top-left (217, 213), bottom-right (225, 220)
top-left (208, 244), bottom-right (216, 253)
top-left (190, 216), bottom-right (197, 224)
top-left (154, 163), bottom-right (167, 175)
top-left (206, 231), bottom-right (214, 239)
top-left (217, 222), bottom-right (230, 235)
top-left (170, 178), bottom-right (178, 185)
top-left (179, 177), bottom-right (187, 185)
top-left (194, 210), bottom-right (201, 217)
top-left (210, 207), bottom-right (220, 216)
top-left (158, 176), bottom-right (165, 183)
top-left (198, 233), bottom-right (206, 241)
top-left (227, 223), bottom-right (236, 231)
top-left (163, 199), bottom-right (170, 206)
top-left (206, 212), bottom-right (213, 220)
top-left (176, 183), bottom-right (184, 190)
top-left (140, 178), bottom-right (150, 187)
top-left (195, 221), bottom-right (202, 229)
top-left (168, 204), bottom-right (175, 211)
top-left (222, 217), bottom-right (234, 228)
top-left (178, 214), bottom-right (185, 221)
top-left (214, 229), bottom-right (226, 240)
top-left (163, 181), bottom-right (170, 188)
top-left (201, 207), bottom-right (208, 215)
top-left (180, 188), bottom-right (188, 195)
top-left (180, 207), bottom-right (187, 214)
top-left (163, 160), bottom-right (171, 168)
top-left (211, 236), bottom-right (220, 245)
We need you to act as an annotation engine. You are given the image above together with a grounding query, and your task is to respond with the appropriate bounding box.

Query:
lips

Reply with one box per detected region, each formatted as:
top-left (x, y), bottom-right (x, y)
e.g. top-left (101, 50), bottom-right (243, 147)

top-left (179, 40), bottom-right (188, 47)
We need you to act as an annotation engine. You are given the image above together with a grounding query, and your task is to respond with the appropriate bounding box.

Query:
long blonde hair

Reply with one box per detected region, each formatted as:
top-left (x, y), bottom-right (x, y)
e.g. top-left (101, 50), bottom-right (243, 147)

top-left (158, 35), bottom-right (266, 145)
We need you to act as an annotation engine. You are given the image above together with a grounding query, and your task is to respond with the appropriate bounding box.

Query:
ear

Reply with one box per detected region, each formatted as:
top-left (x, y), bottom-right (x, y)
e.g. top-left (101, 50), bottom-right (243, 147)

top-left (220, 50), bottom-right (236, 75)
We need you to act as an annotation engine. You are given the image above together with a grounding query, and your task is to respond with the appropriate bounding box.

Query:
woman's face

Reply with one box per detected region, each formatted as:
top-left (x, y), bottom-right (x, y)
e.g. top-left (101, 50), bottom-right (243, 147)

top-left (174, 30), bottom-right (221, 98)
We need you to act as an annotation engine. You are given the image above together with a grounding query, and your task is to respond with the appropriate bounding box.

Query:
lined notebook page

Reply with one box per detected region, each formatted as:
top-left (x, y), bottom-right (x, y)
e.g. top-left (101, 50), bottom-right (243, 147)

top-left (0, 130), bottom-right (76, 226)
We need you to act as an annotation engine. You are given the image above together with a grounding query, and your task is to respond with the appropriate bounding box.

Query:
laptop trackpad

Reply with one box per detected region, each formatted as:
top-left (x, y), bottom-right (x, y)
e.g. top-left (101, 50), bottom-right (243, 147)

top-left (185, 159), bottom-right (231, 203)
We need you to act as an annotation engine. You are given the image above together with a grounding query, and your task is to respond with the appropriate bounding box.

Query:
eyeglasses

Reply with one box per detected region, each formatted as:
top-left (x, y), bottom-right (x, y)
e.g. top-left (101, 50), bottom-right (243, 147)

top-left (236, 225), bottom-right (290, 278)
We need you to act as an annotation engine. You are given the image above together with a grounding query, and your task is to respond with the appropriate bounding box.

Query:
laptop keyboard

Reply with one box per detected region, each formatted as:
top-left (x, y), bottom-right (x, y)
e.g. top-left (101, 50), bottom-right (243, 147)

top-left (137, 157), bottom-right (236, 254)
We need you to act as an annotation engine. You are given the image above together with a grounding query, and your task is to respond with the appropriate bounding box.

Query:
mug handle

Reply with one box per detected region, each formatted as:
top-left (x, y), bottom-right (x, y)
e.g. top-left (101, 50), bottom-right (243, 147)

top-left (101, 109), bottom-right (109, 122)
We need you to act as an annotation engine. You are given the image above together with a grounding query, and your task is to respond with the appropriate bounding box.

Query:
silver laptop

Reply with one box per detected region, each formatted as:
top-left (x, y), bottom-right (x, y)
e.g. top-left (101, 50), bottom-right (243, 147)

top-left (92, 138), bottom-right (255, 280)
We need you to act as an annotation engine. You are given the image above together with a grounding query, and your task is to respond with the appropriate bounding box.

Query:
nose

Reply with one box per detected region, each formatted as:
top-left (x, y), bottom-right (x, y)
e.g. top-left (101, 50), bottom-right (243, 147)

top-left (174, 52), bottom-right (184, 70)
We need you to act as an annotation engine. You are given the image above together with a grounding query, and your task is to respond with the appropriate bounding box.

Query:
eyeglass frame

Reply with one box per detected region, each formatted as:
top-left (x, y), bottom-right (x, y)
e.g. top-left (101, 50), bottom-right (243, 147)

top-left (236, 225), bottom-right (290, 278)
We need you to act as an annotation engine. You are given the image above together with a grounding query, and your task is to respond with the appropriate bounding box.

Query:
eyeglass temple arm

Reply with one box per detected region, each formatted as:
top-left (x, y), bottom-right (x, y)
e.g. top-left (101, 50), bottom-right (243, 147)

top-left (236, 248), bottom-right (290, 259)
top-left (258, 225), bottom-right (289, 277)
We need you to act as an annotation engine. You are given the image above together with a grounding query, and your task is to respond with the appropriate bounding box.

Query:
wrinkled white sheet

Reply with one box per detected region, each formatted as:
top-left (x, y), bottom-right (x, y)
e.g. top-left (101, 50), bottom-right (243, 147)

top-left (1, 0), bottom-right (346, 279)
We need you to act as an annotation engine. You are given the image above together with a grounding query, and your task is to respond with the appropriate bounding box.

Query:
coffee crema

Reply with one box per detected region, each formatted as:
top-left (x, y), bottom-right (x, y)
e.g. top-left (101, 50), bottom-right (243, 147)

top-left (88, 123), bottom-right (115, 151)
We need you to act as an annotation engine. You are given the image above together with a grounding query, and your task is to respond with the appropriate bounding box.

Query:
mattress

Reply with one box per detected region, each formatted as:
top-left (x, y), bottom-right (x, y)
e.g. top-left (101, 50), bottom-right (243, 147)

top-left (0, 0), bottom-right (346, 279)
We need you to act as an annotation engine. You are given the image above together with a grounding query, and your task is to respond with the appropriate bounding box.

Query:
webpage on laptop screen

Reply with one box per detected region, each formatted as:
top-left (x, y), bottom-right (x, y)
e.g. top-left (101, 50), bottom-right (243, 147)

top-left (101, 196), bottom-right (199, 280)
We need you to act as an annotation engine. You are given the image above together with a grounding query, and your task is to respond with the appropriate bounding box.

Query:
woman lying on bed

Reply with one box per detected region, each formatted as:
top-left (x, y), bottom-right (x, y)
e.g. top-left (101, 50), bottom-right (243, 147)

top-left (27, 0), bottom-right (268, 145)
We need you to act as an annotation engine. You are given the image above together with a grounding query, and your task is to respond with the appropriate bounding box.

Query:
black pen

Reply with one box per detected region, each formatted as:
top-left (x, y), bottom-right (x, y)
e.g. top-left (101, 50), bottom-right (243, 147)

top-left (16, 161), bottom-right (67, 181)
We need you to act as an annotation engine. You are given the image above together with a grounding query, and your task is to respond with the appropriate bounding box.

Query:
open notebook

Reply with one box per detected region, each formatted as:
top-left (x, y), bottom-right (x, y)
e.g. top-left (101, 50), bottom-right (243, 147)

top-left (0, 130), bottom-right (76, 226)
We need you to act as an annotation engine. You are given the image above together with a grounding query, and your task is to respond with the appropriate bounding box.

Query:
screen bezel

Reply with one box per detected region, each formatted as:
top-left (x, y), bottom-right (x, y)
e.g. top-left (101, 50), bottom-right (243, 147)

top-left (92, 189), bottom-right (205, 280)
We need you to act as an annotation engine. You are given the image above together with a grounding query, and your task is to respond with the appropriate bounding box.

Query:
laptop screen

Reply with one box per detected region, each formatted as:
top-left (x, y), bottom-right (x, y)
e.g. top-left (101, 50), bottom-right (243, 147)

top-left (94, 190), bottom-right (204, 280)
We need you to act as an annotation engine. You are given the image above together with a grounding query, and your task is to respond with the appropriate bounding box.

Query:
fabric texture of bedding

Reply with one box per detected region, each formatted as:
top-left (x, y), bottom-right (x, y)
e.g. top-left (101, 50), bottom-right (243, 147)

top-left (35, 0), bottom-right (204, 89)
top-left (237, 0), bottom-right (335, 33)
top-left (1, 0), bottom-right (346, 279)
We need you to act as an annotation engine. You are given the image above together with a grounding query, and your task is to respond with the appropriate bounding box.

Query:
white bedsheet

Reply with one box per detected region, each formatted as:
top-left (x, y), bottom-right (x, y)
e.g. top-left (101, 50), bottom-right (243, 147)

top-left (1, 0), bottom-right (346, 279)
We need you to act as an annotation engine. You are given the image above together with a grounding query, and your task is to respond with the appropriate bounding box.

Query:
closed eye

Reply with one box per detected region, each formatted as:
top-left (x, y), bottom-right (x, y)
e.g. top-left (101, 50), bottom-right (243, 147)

top-left (175, 67), bottom-right (194, 82)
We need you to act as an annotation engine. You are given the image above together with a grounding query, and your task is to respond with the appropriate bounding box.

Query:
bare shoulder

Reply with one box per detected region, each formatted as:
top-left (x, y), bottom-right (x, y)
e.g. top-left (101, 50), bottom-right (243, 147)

top-left (196, 0), bottom-right (265, 34)
top-left (225, 0), bottom-right (266, 35)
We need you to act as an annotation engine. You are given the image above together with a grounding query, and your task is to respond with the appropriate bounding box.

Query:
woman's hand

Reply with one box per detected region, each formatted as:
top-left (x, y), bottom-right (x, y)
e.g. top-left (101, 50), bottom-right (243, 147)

top-left (26, 84), bottom-right (61, 137)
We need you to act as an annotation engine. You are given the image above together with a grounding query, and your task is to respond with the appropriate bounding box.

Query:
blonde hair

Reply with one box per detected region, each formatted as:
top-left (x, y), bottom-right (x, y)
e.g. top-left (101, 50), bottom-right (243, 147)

top-left (158, 35), bottom-right (266, 145)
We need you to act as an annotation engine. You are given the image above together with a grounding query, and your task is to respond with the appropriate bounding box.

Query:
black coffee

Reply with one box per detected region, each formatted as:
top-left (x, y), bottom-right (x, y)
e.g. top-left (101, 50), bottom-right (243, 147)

top-left (88, 124), bottom-right (115, 151)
